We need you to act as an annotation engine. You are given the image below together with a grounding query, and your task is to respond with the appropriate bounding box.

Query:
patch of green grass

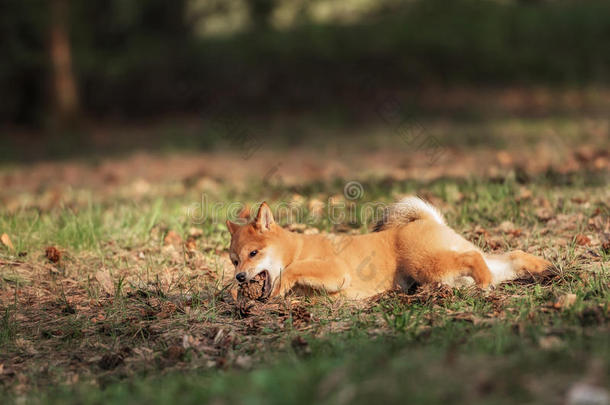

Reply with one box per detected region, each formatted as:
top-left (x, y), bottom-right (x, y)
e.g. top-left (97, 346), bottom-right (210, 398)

top-left (0, 305), bottom-right (17, 346)
top-left (0, 167), bottom-right (608, 404)
top-left (8, 325), bottom-right (609, 405)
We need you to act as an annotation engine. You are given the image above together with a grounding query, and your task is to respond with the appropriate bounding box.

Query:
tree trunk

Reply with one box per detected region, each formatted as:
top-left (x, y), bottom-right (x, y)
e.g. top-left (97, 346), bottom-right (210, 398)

top-left (49, 0), bottom-right (79, 128)
top-left (247, 0), bottom-right (275, 30)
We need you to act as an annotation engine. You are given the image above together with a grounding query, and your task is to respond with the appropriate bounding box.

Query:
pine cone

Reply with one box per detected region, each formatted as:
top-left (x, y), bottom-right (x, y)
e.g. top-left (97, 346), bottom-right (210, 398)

top-left (237, 272), bottom-right (267, 300)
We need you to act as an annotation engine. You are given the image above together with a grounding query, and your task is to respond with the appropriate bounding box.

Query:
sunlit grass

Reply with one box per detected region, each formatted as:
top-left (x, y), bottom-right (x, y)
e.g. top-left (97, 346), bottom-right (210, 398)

top-left (0, 169), bottom-right (608, 405)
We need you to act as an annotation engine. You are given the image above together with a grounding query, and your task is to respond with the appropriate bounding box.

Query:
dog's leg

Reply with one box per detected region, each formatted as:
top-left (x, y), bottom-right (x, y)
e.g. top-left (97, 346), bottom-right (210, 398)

top-left (420, 250), bottom-right (493, 288)
top-left (483, 250), bottom-right (552, 284)
top-left (270, 259), bottom-right (350, 297)
top-left (507, 250), bottom-right (553, 276)
top-left (452, 250), bottom-right (493, 288)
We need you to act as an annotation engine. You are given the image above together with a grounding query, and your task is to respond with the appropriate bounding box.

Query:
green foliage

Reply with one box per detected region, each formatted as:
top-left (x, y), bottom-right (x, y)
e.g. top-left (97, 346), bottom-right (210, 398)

top-left (0, 305), bottom-right (17, 345)
top-left (2, 0), bottom-right (610, 125)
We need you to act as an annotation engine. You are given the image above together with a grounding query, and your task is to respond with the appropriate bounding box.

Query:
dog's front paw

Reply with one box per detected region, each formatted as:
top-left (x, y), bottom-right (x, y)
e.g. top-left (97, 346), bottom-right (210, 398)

top-left (269, 275), bottom-right (294, 299)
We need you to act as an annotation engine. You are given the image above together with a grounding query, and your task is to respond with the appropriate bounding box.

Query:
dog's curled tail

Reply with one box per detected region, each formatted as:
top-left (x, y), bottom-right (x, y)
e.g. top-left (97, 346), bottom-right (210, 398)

top-left (373, 196), bottom-right (445, 232)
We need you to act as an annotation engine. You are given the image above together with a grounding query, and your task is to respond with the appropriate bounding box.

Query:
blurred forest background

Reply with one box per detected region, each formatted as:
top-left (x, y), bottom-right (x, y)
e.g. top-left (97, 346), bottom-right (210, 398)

top-left (1, 0), bottom-right (610, 162)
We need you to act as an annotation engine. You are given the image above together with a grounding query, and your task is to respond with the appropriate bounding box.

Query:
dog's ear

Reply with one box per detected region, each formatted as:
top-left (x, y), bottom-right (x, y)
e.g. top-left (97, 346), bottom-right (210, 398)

top-left (254, 201), bottom-right (274, 232)
top-left (226, 220), bottom-right (240, 235)
top-left (238, 205), bottom-right (251, 221)
top-left (227, 204), bottom-right (251, 235)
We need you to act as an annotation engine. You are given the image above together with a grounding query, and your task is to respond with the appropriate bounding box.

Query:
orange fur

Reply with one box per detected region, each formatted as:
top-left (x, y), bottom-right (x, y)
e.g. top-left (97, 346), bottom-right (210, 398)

top-left (227, 199), bottom-right (552, 299)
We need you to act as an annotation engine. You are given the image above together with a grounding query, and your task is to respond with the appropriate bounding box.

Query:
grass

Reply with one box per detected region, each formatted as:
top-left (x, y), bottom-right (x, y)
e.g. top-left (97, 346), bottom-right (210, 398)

top-left (27, 330), bottom-right (610, 405)
top-left (0, 138), bottom-right (608, 404)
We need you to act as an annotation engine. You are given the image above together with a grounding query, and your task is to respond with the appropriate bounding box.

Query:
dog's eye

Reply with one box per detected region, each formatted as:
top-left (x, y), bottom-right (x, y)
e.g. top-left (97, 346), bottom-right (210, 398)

top-left (249, 250), bottom-right (258, 257)
top-left (232, 260), bottom-right (238, 266)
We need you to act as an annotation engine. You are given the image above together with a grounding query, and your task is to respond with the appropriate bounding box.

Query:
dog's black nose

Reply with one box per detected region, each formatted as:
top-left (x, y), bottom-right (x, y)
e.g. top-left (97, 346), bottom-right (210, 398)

top-left (236, 272), bottom-right (246, 282)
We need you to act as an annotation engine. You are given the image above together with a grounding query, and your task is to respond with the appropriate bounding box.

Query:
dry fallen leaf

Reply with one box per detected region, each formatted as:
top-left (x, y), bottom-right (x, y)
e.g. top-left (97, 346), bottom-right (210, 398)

top-left (185, 237), bottom-right (197, 252)
top-left (291, 194), bottom-right (305, 205)
top-left (182, 334), bottom-right (196, 350)
top-left (535, 208), bottom-right (554, 222)
top-left (496, 151), bottom-right (513, 166)
top-left (188, 227), bottom-right (203, 238)
top-left (164, 230), bottom-right (182, 246)
top-left (516, 187), bottom-right (532, 202)
top-left (499, 221), bottom-right (515, 234)
top-left (15, 338), bottom-right (37, 355)
top-left (1, 233), bottom-right (14, 250)
top-left (165, 345), bottom-right (185, 362)
top-left (234, 355), bottom-right (252, 369)
top-left (95, 269), bottom-right (115, 295)
top-left (508, 228), bottom-right (523, 237)
top-left (473, 225), bottom-right (490, 237)
top-left (45, 246), bottom-right (62, 264)
top-left (539, 335), bottom-right (563, 350)
top-left (554, 293), bottom-right (577, 310)
top-left (574, 147), bottom-right (596, 163)
top-left (308, 199), bottom-right (325, 217)
top-left (575, 234), bottom-right (591, 246)
top-left (487, 238), bottom-right (503, 250)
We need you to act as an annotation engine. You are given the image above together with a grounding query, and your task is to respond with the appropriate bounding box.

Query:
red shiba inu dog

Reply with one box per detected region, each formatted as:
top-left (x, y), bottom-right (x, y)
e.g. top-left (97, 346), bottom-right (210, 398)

top-left (226, 197), bottom-right (552, 299)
